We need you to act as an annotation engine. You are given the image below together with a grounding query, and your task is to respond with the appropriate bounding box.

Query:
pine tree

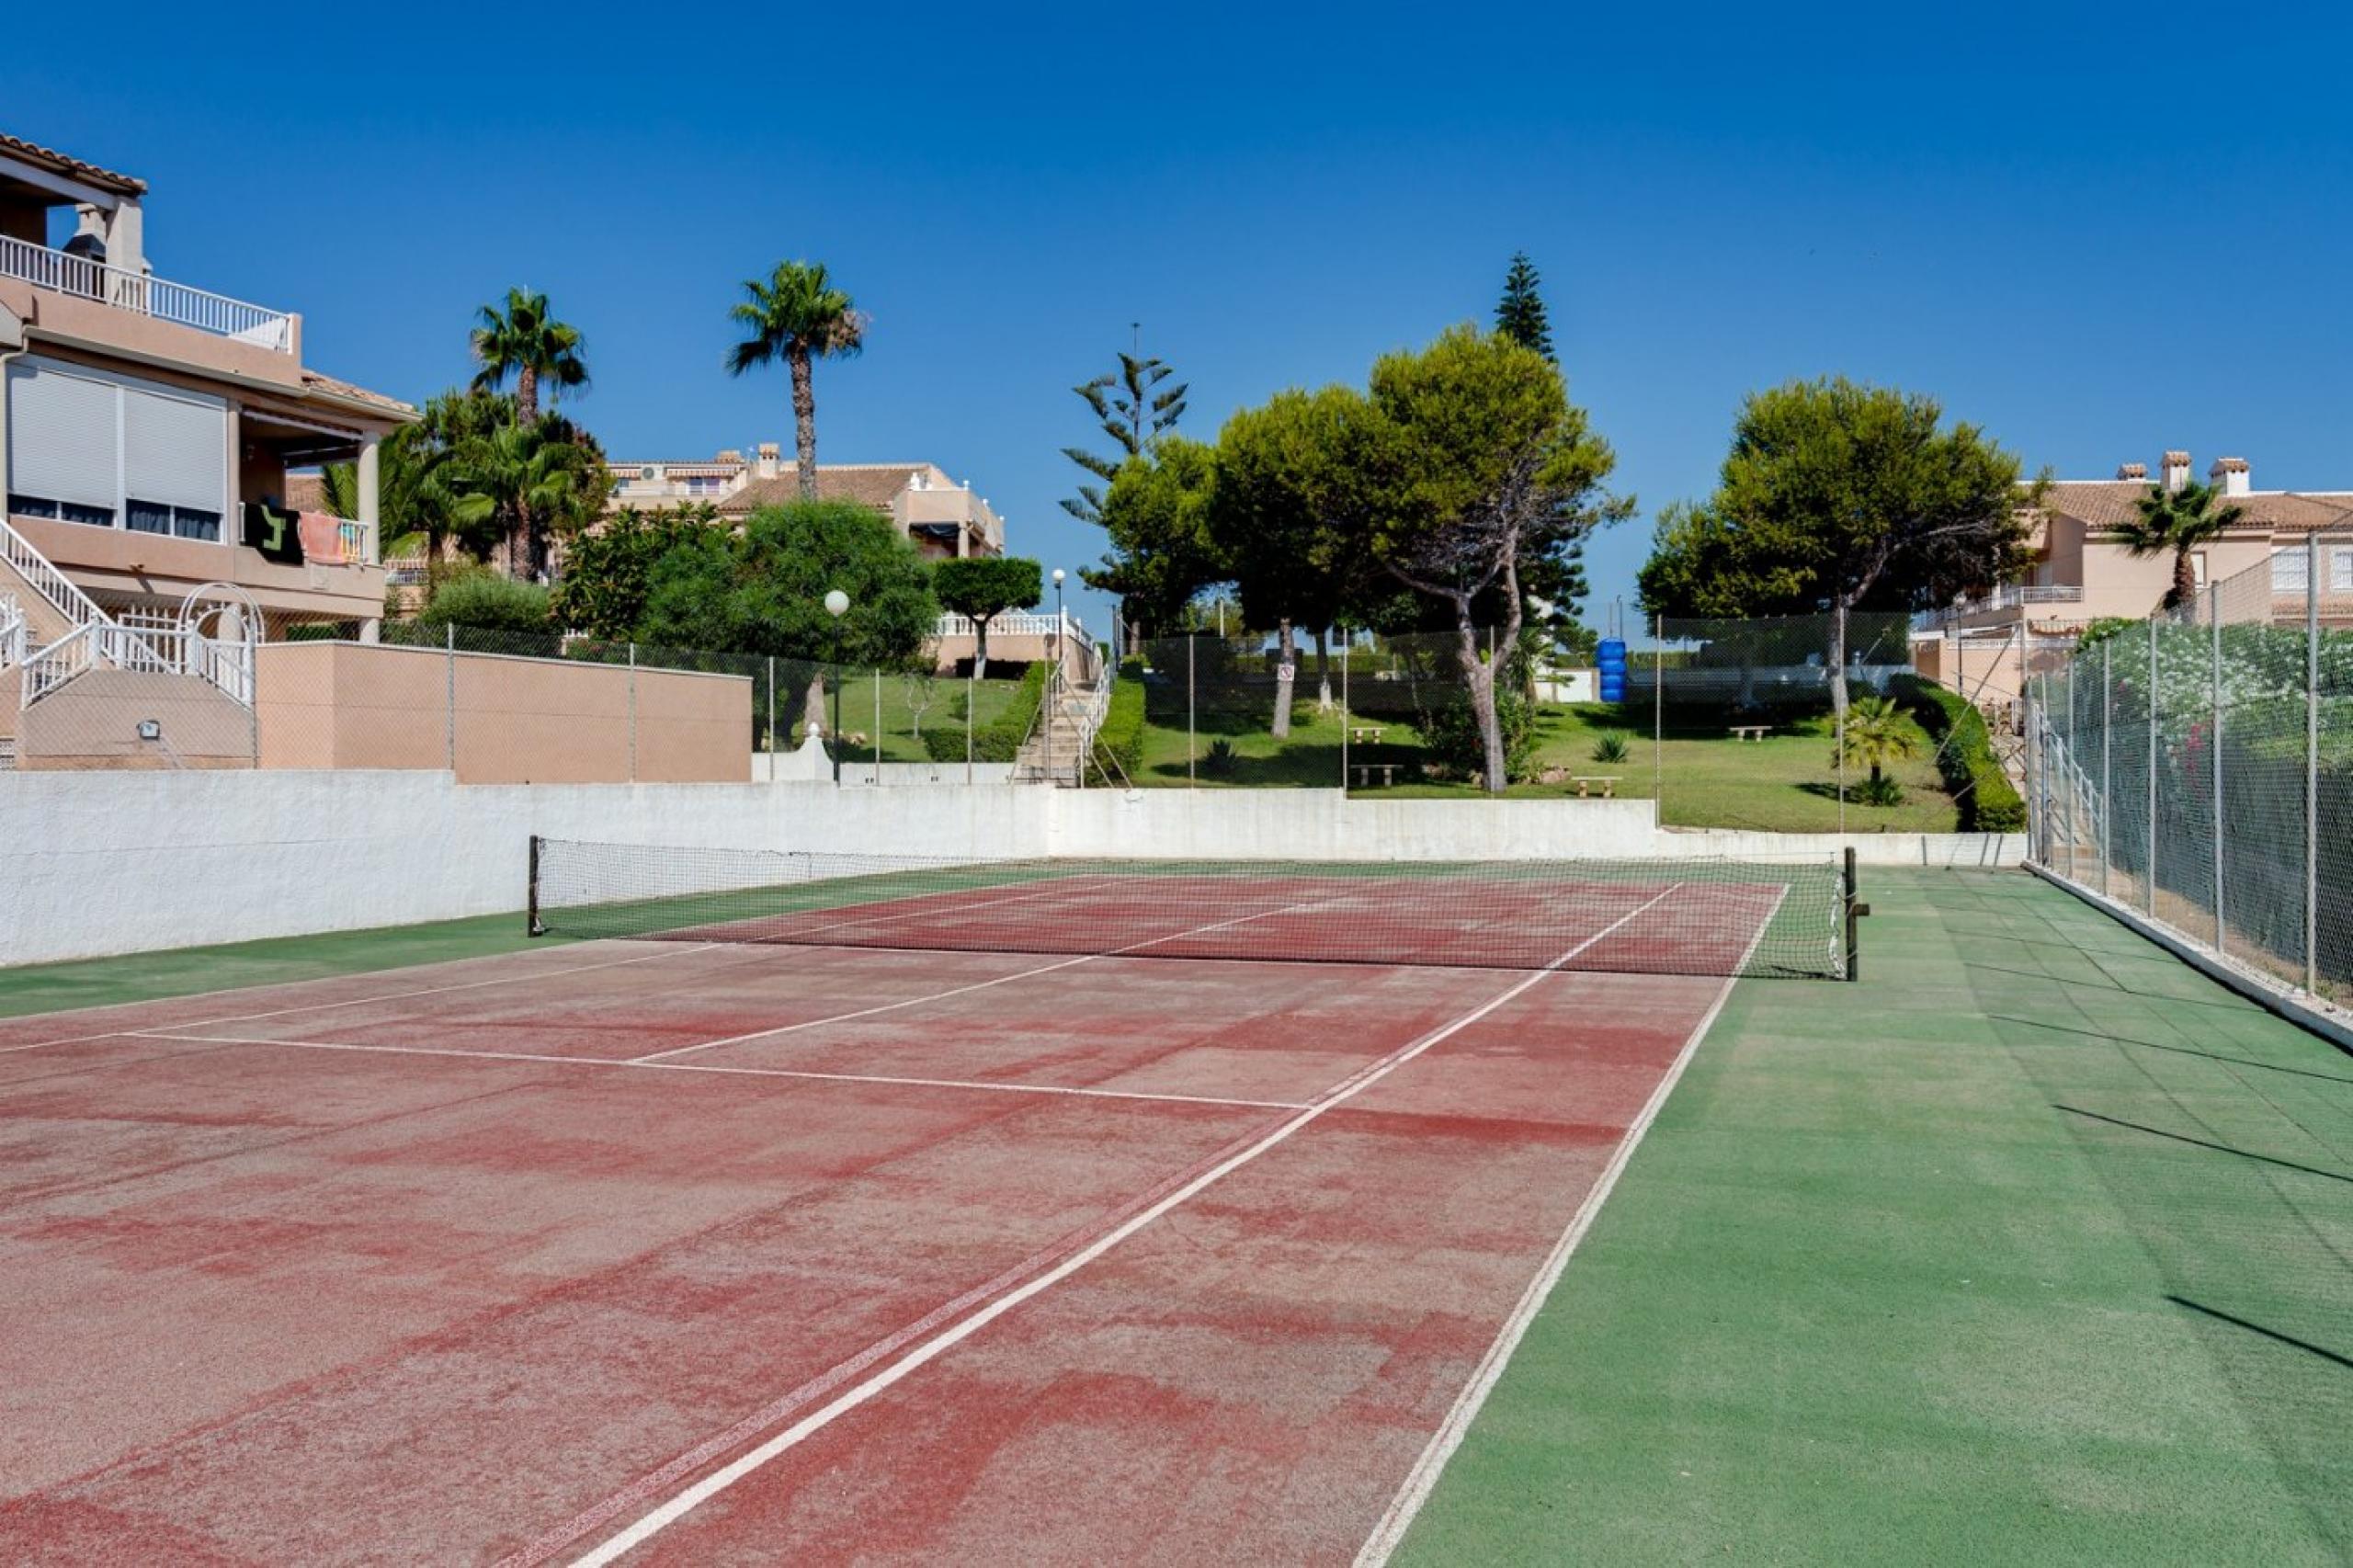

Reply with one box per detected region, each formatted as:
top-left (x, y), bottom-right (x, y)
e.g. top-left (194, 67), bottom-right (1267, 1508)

top-left (1494, 252), bottom-right (1555, 361)
top-left (1062, 348), bottom-right (1188, 525)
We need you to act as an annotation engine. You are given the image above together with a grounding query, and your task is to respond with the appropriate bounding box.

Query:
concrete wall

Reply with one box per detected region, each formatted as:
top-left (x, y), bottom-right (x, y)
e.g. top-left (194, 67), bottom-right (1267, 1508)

top-left (17, 668), bottom-right (255, 768)
top-left (0, 773), bottom-right (2025, 966)
top-left (253, 642), bottom-right (750, 784)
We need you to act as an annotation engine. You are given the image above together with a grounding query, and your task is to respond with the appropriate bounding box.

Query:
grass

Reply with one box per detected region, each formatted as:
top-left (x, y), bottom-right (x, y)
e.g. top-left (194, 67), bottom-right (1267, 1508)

top-left (1133, 690), bottom-right (1961, 832)
top-left (1394, 868), bottom-right (2351, 1565)
top-left (801, 669), bottom-right (1029, 764)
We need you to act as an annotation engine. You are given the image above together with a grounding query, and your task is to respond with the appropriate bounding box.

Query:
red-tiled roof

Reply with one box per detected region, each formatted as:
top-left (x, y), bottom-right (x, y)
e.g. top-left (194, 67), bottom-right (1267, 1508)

top-left (2037, 480), bottom-right (2353, 535)
top-left (716, 464), bottom-right (926, 516)
top-left (0, 131), bottom-right (145, 197)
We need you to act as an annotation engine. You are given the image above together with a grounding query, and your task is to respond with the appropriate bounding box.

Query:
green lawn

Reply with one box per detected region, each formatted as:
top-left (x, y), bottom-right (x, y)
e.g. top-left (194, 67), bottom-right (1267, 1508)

top-left (1131, 688), bottom-right (1961, 832)
top-left (1395, 868), bottom-right (2351, 1565)
top-left (801, 670), bottom-right (1029, 764)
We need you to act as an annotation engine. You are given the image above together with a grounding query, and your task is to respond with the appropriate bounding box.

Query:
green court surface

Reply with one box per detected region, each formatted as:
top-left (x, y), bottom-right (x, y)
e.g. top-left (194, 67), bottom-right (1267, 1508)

top-left (1396, 869), bottom-right (2351, 1565)
top-left (0, 912), bottom-right (551, 1018)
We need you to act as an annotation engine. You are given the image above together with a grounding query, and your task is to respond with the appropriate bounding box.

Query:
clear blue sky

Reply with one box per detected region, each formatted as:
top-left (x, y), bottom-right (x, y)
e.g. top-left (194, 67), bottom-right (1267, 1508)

top-left (17, 3), bottom-right (2351, 640)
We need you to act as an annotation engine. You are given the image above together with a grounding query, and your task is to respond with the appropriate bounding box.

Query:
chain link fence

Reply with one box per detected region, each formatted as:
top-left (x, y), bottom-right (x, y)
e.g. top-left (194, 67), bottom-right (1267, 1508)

top-left (2030, 530), bottom-right (2353, 1006)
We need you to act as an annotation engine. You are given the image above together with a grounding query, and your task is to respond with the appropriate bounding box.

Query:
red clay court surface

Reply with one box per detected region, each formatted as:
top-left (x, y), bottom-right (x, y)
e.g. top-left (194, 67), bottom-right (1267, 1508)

top-left (0, 879), bottom-right (1780, 1564)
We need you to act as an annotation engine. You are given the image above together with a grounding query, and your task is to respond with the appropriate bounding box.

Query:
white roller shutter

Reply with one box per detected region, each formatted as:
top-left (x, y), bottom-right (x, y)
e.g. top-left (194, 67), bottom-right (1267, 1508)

top-left (122, 383), bottom-right (226, 513)
top-left (6, 359), bottom-right (119, 510)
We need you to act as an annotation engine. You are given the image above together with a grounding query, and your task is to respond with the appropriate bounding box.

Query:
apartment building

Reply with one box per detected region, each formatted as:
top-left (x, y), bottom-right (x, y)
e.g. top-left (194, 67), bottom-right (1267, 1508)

top-left (607, 444), bottom-right (1005, 560)
top-left (1, 131), bottom-right (415, 767)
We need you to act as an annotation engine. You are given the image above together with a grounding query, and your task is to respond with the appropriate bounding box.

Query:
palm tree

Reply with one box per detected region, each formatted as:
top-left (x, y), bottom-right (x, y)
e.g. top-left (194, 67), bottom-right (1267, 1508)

top-left (725, 262), bottom-right (866, 500)
top-left (470, 288), bottom-right (588, 425)
top-left (1831, 694), bottom-right (1920, 790)
top-left (448, 416), bottom-right (597, 581)
top-left (2116, 479), bottom-right (2245, 610)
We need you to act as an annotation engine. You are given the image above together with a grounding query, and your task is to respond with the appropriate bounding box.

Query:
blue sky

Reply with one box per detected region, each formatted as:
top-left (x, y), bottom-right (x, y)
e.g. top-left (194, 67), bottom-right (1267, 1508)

top-left (17, 3), bottom-right (2351, 639)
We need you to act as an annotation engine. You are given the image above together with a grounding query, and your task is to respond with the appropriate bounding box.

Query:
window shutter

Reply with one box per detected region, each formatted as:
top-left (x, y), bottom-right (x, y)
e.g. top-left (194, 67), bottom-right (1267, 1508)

top-left (6, 359), bottom-right (119, 510)
top-left (122, 384), bottom-right (227, 513)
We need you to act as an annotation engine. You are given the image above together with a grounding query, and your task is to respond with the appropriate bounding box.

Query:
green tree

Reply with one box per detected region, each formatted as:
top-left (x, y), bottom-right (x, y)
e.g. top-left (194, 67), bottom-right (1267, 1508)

top-left (415, 565), bottom-right (552, 635)
top-left (447, 414), bottom-right (599, 581)
top-left (1639, 376), bottom-right (2032, 718)
top-left (1091, 437), bottom-right (1228, 632)
top-left (1364, 327), bottom-right (1629, 791)
top-left (725, 262), bottom-right (866, 501)
top-left (1205, 387), bottom-right (1389, 731)
top-left (320, 389), bottom-right (513, 577)
top-left (1831, 693), bottom-right (1920, 797)
top-left (933, 555), bottom-right (1042, 679)
top-left (469, 288), bottom-right (588, 426)
top-left (2115, 479), bottom-right (2245, 610)
top-left (637, 500), bottom-right (939, 735)
top-left (550, 505), bottom-right (714, 637)
top-left (1063, 350), bottom-right (1188, 527)
top-left (1495, 252), bottom-right (1554, 360)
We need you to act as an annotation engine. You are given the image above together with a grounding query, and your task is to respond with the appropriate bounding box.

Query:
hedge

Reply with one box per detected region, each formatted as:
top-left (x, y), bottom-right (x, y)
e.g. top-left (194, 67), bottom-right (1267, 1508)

top-left (1888, 674), bottom-right (2027, 833)
top-left (1085, 659), bottom-right (1147, 784)
top-left (922, 662), bottom-right (1046, 763)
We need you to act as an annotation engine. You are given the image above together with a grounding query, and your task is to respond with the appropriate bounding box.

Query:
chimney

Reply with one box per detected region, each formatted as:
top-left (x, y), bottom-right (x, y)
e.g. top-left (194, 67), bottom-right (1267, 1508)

top-left (2116, 461), bottom-right (2147, 481)
top-left (2161, 450), bottom-right (2191, 493)
top-left (716, 449), bottom-right (743, 464)
top-left (2210, 456), bottom-right (2250, 497)
top-left (756, 442), bottom-right (780, 479)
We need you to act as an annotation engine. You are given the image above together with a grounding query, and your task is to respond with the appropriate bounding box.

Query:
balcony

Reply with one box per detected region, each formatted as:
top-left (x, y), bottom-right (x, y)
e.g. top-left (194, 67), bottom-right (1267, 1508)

top-left (0, 233), bottom-right (296, 353)
top-left (1914, 584), bottom-right (2085, 631)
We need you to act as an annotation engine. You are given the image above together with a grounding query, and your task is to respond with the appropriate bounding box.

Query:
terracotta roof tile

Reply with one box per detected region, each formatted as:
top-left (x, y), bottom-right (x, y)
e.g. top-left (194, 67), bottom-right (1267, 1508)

top-left (299, 369), bottom-right (417, 420)
top-left (716, 465), bottom-right (925, 516)
top-left (2037, 479), bottom-right (2353, 535)
top-left (0, 131), bottom-right (145, 197)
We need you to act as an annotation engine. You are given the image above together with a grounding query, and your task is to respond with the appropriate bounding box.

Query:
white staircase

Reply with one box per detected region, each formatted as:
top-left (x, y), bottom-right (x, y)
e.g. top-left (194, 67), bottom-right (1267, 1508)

top-left (1013, 669), bottom-right (1108, 786)
top-left (0, 516), bottom-right (254, 713)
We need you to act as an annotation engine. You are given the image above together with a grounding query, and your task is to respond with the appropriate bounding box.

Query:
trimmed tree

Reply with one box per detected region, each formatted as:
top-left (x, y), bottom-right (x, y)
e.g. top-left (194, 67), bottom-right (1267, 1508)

top-left (933, 556), bottom-right (1042, 679)
top-left (636, 500), bottom-right (938, 736)
top-left (725, 262), bottom-right (867, 501)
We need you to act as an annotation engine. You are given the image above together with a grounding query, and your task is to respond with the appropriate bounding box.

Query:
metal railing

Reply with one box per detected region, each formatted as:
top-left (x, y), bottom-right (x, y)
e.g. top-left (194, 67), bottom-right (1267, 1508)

top-left (1915, 584), bottom-right (2086, 631)
top-left (0, 597), bottom-right (23, 669)
top-left (0, 233), bottom-right (296, 353)
top-left (936, 609), bottom-right (1097, 655)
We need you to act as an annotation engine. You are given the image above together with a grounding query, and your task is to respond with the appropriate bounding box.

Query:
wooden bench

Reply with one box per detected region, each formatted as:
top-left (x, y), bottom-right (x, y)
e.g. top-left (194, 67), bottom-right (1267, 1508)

top-left (1349, 725), bottom-right (1386, 745)
top-left (1569, 775), bottom-right (1620, 799)
top-left (1728, 724), bottom-right (1770, 743)
top-left (1351, 763), bottom-right (1398, 789)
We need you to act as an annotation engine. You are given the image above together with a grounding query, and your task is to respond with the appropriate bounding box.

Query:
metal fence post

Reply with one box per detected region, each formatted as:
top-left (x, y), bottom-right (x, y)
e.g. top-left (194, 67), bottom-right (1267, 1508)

top-left (965, 658), bottom-right (974, 786)
top-left (2146, 616), bottom-right (2158, 915)
top-left (1836, 599), bottom-right (1847, 836)
top-left (2100, 636), bottom-right (2112, 897)
top-left (873, 666), bottom-right (882, 787)
top-left (1653, 613), bottom-right (1665, 822)
top-left (445, 621), bottom-right (457, 774)
top-left (1339, 636), bottom-right (1349, 792)
top-left (2306, 533), bottom-right (2321, 991)
top-left (2210, 584), bottom-right (2224, 952)
top-left (2025, 675), bottom-right (2041, 860)
top-left (1187, 632), bottom-right (1197, 787)
top-left (628, 642), bottom-right (638, 783)
top-left (2063, 669), bottom-right (2077, 879)
top-left (766, 656), bottom-right (776, 762)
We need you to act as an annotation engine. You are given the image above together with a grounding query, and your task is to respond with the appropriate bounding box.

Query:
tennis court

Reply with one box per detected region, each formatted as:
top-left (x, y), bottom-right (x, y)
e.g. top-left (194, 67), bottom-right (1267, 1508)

top-left (0, 846), bottom-right (1847, 1563)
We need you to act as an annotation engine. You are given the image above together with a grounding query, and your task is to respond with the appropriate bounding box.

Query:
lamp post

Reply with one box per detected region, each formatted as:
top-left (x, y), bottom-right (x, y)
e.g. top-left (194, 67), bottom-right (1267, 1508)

top-left (1048, 569), bottom-right (1065, 785)
top-left (824, 588), bottom-right (849, 785)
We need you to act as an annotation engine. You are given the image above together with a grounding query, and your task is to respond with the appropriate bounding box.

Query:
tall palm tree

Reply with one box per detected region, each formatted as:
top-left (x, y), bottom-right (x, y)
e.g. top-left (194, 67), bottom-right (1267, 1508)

top-left (725, 262), bottom-right (866, 500)
top-left (2116, 479), bottom-right (2245, 610)
top-left (448, 416), bottom-right (597, 581)
top-left (470, 289), bottom-right (588, 425)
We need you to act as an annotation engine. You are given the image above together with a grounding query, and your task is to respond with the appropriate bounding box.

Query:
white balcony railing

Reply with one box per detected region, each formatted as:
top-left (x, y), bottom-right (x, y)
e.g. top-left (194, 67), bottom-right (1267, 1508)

top-left (1915, 584), bottom-right (2086, 631)
top-left (0, 233), bottom-right (296, 353)
top-left (936, 609), bottom-right (1095, 653)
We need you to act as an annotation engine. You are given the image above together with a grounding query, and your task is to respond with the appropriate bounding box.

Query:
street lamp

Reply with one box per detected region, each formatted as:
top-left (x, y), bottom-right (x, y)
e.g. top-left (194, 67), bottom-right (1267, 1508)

top-left (825, 589), bottom-right (849, 784)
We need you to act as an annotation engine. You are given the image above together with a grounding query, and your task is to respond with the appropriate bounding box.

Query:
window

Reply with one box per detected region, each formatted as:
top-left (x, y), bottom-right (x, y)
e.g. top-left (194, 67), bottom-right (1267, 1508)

top-left (2271, 545), bottom-right (2353, 594)
top-left (2190, 551), bottom-right (2208, 591)
top-left (4, 357), bottom-right (225, 540)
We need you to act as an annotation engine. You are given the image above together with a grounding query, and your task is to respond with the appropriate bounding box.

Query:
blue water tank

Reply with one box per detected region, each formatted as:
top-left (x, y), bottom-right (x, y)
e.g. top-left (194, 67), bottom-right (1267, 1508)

top-left (1597, 638), bottom-right (1628, 703)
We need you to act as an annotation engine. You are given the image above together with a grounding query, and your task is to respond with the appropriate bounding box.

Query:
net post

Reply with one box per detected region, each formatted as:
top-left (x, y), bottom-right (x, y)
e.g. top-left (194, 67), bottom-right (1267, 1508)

top-left (1843, 846), bottom-right (1861, 982)
top-left (2210, 582), bottom-right (2224, 952)
top-left (2306, 532), bottom-right (2321, 993)
top-left (527, 835), bottom-right (543, 937)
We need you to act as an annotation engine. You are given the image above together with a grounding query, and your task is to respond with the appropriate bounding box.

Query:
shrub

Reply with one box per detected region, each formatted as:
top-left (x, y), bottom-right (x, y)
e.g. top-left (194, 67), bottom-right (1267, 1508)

top-left (415, 566), bottom-right (552, 635)
top-left (1854, 773), bottom-right (1905, 807)
top-left (1417, 682), bottom-right (1539, 782)
top-left (1591, 731), bottom-right (1631, 764)
top-left (1085, 659), bottom-right (1147, 785)
top-left (1200, 737), bottom-right (1238, 778)
top-left (922, 663), bottom-right (1046, 763)
top-left (1888, 674), bottom-right (2028, 832)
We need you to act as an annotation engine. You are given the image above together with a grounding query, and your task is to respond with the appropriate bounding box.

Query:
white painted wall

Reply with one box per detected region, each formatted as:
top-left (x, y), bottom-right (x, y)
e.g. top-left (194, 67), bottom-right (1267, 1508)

top-left (0, 774), bottom-right (2021, 966)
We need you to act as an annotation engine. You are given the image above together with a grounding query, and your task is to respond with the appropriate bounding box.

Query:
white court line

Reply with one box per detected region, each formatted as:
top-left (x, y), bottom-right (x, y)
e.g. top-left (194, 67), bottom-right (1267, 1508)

top-left (1350, 882), bottom-right (1791, 1567)
top-left (628, 887), bottom-right (1361, 1065)
top-left (0, 941), bottom-right (732, 1060)
top-left (563, 882), bottom-right (1685, 1568)
top-left (131, 1030), bottom-right (1312, 1112)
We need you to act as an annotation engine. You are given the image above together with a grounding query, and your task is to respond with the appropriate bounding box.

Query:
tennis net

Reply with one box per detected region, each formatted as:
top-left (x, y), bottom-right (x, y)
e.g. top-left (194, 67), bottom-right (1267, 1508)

top-left (529, 838), bottom-right (1858, 980)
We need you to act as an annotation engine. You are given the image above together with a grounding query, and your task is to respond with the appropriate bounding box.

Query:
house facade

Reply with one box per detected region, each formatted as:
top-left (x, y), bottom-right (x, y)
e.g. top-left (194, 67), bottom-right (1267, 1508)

top-left (606, 445), bottom-right (1005, 561)
top-left (0, 131), bottom-right (415, 767)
